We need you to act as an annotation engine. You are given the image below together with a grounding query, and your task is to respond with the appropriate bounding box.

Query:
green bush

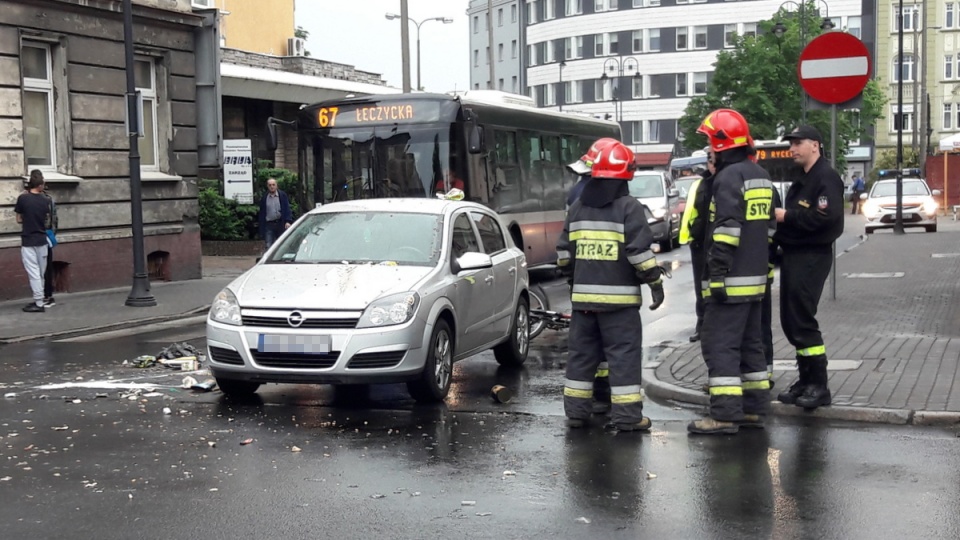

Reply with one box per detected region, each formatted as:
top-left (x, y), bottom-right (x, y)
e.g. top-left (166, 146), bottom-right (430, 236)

top-left (198, 187), bottom-right (258, 241)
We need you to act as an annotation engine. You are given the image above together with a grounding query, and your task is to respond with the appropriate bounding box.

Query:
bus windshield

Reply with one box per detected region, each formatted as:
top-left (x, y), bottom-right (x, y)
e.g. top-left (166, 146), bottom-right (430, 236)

top-left (304, 125), bottom-right (454, 204)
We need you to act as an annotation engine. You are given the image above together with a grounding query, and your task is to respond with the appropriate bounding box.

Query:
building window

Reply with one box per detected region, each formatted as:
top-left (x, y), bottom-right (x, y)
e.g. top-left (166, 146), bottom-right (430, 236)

top-left (945, 103), bottom-right (954, 130)
top-left (632, 77), bottom-right (643, 98)
top-left (595, 0), bottom-right (615, 12)
top-left (565, 80), bottom-right (583, 103)
top-left (634, 0), bottom-right (661, 6)
top-left (498, 8), bottom-right (503, 26)
top-left (742, 23), bottom-right (757, 38)
top-left (528, 0), bottom-right (538, 23)
top-left (21, 42), bottom-right (56, 169)
top-left (648, 120), bottom-right (660, 143)
top-left (948, 3), bottom-right (956, 28)
top-left (544, 83), bottom-right (557, 106)
top-left (486, 46), bottom-right (491, 64)
top-left (135, 58), bottom-right (159, 170)
top-left (648, 29), bottom-right (661, 52)
top-left (473, 15), bottom-right (479, 34)
top-left (499, 78), bottom-right (505, 90)
top-left (512, 4), bottom-right (517, 22)
top-left (596, 33), bottom-right (618, 56)
top-left (693, 72), bottom-right (708, 95)
top-left (894, 54), bottom-right (915, 82)
top-left (846, 16), bottom-right (862, 38)
top-left (676, 73), bottom-right (688, 96)
top-left (512, 76), bottom-right (518, 92)
top-left (724, 24), bottom-right (737, 48)
top-left (633, 30), bottom-right (643, 53)
top-left (544, 0), bottom-right (555, 20)
top-left (565, 0), bottom-right (582, 16)
top-left (566, 36), bottom-right (583, 59)
top-left (474, 83), bottom-right (480, 90)
top-left (528, 44), bottom-right (537, 66)
top-left (894, 5), bottom-right (920, 31)
top-left (947, 55), bottom-right (954, 79)
top-left (677, 27), bottom-right (688, 50)
top-left (543, 40), bottom-right (556, 63)
top-left (512, 40), bottom-right (518, 59)
top-left (631, 121), bottom-right (643, 144)
top-left (498, 43), bottom-right (504, 62)
top-left (474, 49), bottom-right (480, 67)
top-left (694, 26), bottom-right (707, 49)
top-left (892, 106), bottom-right (914, 131)
top-left (595, 79), bottom-right (613, 101)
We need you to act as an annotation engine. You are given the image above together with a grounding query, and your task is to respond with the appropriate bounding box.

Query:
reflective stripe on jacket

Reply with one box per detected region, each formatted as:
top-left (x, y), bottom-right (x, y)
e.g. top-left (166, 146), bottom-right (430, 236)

top-left (678, 178), bottom-right (702, 245)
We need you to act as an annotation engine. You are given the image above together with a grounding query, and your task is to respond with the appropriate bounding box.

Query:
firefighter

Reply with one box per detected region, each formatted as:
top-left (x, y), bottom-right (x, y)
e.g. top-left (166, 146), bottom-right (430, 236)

top-left (678, 157), bottom-right (714, 344)
top-left (748, 138), bottom-right (780, 388)
top-left (774, 125), bottom-right (844, 410)
top-left (557, 141), bottom-right (665, 432)
top-left (687, 109), bottom-right (775, 435)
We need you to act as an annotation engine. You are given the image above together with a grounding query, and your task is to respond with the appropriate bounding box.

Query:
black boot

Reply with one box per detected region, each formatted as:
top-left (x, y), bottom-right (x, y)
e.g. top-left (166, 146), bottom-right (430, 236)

top-left (777, 359), bottom-right (808, 404)
top-left (796, 357), bottom-right (831, 409)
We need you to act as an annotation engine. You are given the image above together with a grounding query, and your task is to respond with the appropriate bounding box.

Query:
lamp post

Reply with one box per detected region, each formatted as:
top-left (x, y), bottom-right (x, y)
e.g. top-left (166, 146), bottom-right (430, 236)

top-left (772, 0), bottom-right (835, 124)
top-left (599, 56), bottom-right (641, 126)
top-left (558, 61), bottom-right (566, 111)
top-left (385, 13), bottom-right (453, 91)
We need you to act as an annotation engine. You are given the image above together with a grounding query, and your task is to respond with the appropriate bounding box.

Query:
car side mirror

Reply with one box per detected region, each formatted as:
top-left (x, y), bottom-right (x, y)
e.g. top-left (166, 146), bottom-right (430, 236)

top-left (456, 252), bottom-right (493, 273)
top-left (859, 193), bottom-right (868, 200)
top-left (932, 189), bottom-right (942, 196)
top-left (668, 188), bottom-right (679, 198)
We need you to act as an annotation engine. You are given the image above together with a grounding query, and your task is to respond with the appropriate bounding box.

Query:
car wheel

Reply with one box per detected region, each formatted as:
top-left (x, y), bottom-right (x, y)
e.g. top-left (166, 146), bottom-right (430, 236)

top-left (215, 377), bottom-right (261, 396)
top-left (527, 285), bottom-right (549, 340)
top-left (407, 319), bottom-right (453, 403)
top-left (494, 297), bottom-right (529, 367)
top-left (660, 220), bottom-right (675, 252)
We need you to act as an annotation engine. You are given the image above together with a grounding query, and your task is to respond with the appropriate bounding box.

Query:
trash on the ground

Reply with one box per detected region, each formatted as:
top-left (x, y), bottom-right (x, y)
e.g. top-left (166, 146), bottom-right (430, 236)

top-left (502, 470), bottom-right (516, 477)
top-left (646, 472), bottom-right (657, 479)
top-left (291, 445), bottom-right (302, 452)
top-left (129, 355), bottom-right (157, 368)
top-left (95, 393), bottom-right (108, 399)
top-left (240, 438), bottom-right (254, 445)
top-left (191, 379), bottom-right (217, 392)
top-left (51, 426), bottom-right (68, 431)
top-left (476, 512), bottom-right (492, 517)
top-left (157, 342), bottom-right (202, 361)
top-left (159, 356), bottom-right (199, 371)
top-left (575, 517), bottom-right (591, 524)
top-left (370, 494), bottom-right (386, 499)
top-left (461, 501), bottom-right (476, 506)
top-left (162, 407), bottom-right (172, 415)
top-left (142, 392), bottom-right (163, 398)
top-left (4, 392), bottom-right (15, 398)
top-left (181, 376), bottom-right (199, 389)
top-left (490, 385), bottom-right (512, 404)
top-left (208, 441), bottom-right (216, 448)
top-left (70, 399), bottom-right (81, 404)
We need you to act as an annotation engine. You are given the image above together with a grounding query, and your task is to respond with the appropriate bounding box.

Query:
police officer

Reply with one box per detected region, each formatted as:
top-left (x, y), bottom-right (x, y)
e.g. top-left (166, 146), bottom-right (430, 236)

top-left (678, 159), bottom-right (715, 344)
top-left (564, 137), bottom-right (618, 414)
top-left (558, 141), bottom-right (665, 432)
top-left (774, 125), bottom-right (844, 410)
top-left (688, 109), bottom-right (775, 435)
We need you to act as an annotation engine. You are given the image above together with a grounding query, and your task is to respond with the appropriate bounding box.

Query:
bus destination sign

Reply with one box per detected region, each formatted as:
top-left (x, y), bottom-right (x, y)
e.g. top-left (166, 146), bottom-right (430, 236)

top-left (313, 102), bottom-right (441, 129)
top-left (755, 148), bottom-right (792, 160)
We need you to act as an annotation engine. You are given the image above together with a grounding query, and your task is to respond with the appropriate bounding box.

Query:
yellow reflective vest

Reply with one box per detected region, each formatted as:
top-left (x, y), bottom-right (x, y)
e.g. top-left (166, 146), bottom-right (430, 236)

top-left (678, 178), bottom-right (702, 246)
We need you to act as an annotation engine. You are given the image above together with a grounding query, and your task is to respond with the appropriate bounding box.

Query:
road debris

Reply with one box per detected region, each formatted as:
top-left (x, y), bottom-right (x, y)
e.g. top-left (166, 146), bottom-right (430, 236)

top-left (575, 517), bottom-right (591, 524)
top-left (646, 472), bottom-right (657, 479)
top-left (128, 355), bottom-right (157, 368)
top-left (291, 446), bottom-right (302, 452)
top-left (502, 470), bottom-right (516, 477)
top-left (475, 512), bottom-right (492, 517)
top-left (4, 392), bottom-right (16, 399)
top-left (190, 379), bottom-right (217, 392)
top-left (490, 385), bottom-right (512, 404)
top-left (162, 407), bottom-right (172, 415)
top-left (181, 376), bottom-right (199, 389)
top-left (370, 494), bottom-right (386, 499)
top-left (461, 501), bottom-right (476, 506)
top-left (240, 438), bottom-right (254, 445)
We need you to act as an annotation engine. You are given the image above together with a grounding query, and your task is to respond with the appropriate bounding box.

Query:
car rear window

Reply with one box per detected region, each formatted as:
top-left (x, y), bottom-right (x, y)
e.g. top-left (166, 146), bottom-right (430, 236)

top-left (268, 211), bottom-right (443, 266)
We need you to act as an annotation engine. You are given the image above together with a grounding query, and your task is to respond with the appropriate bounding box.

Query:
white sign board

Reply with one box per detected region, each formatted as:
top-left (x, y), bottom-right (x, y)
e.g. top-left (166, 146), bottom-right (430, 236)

top-left (223, 139), bottom-right (254, 204)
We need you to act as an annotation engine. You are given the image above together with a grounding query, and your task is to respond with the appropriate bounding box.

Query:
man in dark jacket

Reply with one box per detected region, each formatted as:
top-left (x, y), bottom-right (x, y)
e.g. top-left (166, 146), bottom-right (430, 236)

top-left (258, 178), bottom-right (293, 249)
top-left (774, 125), bottom-right (844, 410)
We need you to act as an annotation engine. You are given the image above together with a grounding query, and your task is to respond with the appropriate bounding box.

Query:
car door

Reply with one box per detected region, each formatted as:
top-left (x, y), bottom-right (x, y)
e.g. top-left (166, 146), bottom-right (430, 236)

top-left (472, 210), bottom-right (517, 343)
top-left (449, 212), bottom-right (493, 354)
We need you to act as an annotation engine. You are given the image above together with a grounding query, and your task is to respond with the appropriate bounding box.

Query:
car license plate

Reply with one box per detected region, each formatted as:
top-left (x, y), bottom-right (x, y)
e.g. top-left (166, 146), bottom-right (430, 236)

top-left (258, 334), bottom-right (330, 354)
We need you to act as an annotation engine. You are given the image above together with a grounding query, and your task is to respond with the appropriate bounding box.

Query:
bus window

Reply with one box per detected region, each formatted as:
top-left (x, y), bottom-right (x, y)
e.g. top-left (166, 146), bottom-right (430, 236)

top-left (516, 130), bottom-right (544, 212)
top-left (542, 135), bottom-right (565, 211)
top-left (490, 130), bottom-right (523, 212)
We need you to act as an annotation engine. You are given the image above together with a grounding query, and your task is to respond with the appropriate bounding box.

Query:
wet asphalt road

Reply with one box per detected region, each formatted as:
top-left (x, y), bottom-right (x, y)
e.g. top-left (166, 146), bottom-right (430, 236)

top-left (4, 225), bottom-right (957, 539)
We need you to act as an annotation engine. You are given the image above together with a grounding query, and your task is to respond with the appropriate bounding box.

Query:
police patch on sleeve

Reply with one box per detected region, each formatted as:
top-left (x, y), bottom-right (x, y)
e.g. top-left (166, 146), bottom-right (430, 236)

top-left (818, 195), bottom-right (828, 209)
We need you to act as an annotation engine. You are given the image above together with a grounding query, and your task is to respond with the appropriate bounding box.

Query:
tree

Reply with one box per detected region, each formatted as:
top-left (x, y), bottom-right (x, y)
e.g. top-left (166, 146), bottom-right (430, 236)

top-left (677, 2), bottom-right (886, 173)
top-left (294, 26), bottom-right (312, 57)
top-left (868, 148), bottom-right (920, 187)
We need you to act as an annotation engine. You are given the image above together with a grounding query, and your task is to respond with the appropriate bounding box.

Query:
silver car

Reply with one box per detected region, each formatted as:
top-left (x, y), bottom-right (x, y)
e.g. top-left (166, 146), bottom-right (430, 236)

top-left (629, 171), bottom-right (681, 251)
top-left (861, 178), bottom-right (940, 234)
top-left (206, 199), bottom-right (530, 403)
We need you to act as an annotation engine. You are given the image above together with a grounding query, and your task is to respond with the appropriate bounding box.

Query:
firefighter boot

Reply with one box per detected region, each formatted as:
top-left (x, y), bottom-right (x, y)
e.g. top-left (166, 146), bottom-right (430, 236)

top-left (616, 417), bottom-right (652, 432)
top-left (737, 414), bottom-right (766, 429)
top-left (796, 357), bottom-right (832, 409)
top-left (687, 417), bottom-right (739, 435)
top-left (777, 359), bottom-right (810, 405)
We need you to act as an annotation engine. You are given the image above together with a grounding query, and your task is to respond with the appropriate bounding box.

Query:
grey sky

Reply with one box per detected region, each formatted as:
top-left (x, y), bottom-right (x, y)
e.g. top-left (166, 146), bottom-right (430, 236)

top-left (296, 0), bottom-right (470, 92)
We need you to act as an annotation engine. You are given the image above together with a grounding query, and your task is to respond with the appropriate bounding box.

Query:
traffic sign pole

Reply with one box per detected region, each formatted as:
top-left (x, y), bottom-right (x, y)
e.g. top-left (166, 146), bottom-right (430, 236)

top-left (830, 104), bottom-right (837, 301)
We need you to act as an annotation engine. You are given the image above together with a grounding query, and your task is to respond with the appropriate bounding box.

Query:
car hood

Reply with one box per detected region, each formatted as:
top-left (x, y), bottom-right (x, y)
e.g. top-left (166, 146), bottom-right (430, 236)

top-left (232, 264), bottom-right (434, 310)
top-left (636, 196), bottom-right (666, 209)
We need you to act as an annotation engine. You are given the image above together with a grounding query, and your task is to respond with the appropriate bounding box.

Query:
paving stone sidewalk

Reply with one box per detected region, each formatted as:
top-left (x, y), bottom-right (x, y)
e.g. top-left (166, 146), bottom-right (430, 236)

top-left (647, 220), bottom-right (960, 425)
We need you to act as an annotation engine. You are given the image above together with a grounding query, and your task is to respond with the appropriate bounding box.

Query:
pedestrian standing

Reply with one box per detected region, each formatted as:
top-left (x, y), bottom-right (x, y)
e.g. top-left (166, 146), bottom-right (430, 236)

top-left (678, 158), bottom-right (715, 344)
top-left (258, 178), bottom-right (292, 250)
top-left (687, 109), bottom-right (774, 435)
top-left (850, 172), bottom-right (866, 214)
top-left (774, 125), bottom-right (844, 410)
top-left (15, 171), bottom-right (51, 313)
top-left (35, 171), bottom-right (59, 308)
top-left (557, 141), bottom-right (665, 432)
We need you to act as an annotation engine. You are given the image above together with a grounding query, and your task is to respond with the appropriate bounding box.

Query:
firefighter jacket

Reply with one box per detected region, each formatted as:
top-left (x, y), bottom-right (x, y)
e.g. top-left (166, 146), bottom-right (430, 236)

top-left (556, 195), bottom-right (661, 311)
top-left (679, 173), bottom-right (714, 247)
top-left (678, 178), bottom-right (701, 246)
top-left (773, 156), bottom-right (844, 247)
top-left (704, 159), bottom-right (775, 303)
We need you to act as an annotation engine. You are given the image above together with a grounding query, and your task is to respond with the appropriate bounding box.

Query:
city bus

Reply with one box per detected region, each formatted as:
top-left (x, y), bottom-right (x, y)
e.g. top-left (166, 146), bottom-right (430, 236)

top-left (267, 91), bottom-right (621, 267)
top-left (668, 139), bottom-right (797, 195)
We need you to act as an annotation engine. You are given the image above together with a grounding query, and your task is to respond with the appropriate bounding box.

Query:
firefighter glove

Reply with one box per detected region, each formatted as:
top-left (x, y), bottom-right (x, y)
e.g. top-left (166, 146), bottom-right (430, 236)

top-left (709, 279), bottom-right (728, 302)
top-left (649, 281), bottom-right (665, 311)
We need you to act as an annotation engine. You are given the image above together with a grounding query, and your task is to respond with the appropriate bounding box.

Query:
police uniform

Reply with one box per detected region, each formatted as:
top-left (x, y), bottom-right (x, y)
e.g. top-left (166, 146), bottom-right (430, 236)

top-left (700, 158), bottom-right (775, 423)
top-left (774, 154), bottom-right (844, 407)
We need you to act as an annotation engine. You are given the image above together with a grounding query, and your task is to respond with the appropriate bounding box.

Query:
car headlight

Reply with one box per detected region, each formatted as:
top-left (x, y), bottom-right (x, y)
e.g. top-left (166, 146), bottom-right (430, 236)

top-left (652, 207), bottom-right (667, 219)
top-left (923, 200), bottom-right (938, 216)
top-left (357, 292), bottom-right (420, 329)
top-left (862, 201), bottom-right (879, 217)
top-left (209, 288), bottom-right (242, 326)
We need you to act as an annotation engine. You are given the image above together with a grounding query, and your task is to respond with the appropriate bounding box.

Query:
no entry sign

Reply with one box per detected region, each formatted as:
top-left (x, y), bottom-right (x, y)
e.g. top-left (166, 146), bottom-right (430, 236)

top-left (798, 32), bottom-right (871, 105)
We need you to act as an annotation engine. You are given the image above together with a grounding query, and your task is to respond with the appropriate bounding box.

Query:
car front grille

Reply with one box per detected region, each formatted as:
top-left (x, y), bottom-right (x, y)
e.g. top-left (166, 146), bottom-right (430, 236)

top-left (347, 351), bottom-right (406, 369)
top-left (249, 350), bottom-right (339, 369)
top-left (209, 346), bottom-right (244, 366)
top-left (241, 315), bottom-right (359, 329)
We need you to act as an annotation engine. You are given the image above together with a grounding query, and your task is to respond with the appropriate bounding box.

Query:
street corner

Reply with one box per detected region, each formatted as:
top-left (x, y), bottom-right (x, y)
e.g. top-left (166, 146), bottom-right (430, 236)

top-left (643, 339), bottom-right (710, 408)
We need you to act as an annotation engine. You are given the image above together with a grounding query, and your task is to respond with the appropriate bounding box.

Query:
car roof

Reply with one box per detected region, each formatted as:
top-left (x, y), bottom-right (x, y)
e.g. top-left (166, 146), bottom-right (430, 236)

top-left (307, 198), bottom-right (491, 217)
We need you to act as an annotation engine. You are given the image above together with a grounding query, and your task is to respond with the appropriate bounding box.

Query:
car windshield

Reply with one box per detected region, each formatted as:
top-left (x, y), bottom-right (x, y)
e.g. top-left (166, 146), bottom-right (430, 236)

top-left (267, 211), bottom-right (443, 266)
top-left (871, 181), bottom-right (930, 198)
top-left (675, 178), bottom-right (698, 198)
top-left (629, 175), bottom-right (665, 198)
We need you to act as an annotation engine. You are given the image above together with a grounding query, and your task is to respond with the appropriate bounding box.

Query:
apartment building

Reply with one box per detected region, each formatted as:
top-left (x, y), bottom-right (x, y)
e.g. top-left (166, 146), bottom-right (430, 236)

top-left (468, 0), bottom-right (526, 94)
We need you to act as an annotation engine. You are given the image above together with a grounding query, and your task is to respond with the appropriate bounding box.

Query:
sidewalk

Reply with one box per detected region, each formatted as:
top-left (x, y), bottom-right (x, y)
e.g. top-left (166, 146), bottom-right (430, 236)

top-left (0, 256), bottom-right (255, 344)
top-left (645, 216), bottom-right (960, 426)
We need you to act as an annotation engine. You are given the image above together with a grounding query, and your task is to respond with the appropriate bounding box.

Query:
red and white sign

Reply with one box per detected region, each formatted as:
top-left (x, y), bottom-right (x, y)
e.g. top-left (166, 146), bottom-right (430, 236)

top-left (798, 32), bottom-right (871, 105)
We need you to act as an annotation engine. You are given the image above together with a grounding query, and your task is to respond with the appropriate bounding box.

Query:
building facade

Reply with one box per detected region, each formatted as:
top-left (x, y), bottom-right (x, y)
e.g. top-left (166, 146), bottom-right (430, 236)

top-left (523, 0), bottom-right (864, 168)
top-left (191, 0), bottom-right (296, 56)
top-left (468, 0), bottom-right (526, 93)
top-left (0, 0), bottom-right (207, 301)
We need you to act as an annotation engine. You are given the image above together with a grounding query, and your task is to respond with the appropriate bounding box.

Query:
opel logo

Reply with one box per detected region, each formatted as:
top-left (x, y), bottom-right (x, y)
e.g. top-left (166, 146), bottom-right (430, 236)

top-left (287, 311), bottom-right (305, 328)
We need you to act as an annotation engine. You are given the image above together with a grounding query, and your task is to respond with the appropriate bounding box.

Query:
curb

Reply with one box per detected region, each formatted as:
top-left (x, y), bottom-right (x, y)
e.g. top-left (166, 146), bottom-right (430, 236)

top-left (643, 348), bottom-right (956, 427)
top-left (0, 306), bottom-right (209, 344)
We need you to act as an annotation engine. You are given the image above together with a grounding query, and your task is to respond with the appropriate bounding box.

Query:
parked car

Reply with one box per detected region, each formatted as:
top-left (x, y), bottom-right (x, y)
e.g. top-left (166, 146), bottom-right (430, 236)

top-left (861, 178), bottom-right (940, 234)
top-left (674, 175), bottom-right (701, 216)
top-left (629, 170), bottom-right (681, 251)
top-left (206, 199), bottom-right (530, 403)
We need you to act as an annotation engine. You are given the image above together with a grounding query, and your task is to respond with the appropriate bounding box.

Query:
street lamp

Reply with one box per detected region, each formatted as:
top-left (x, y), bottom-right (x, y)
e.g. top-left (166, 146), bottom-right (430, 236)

top-left (386, 13), bottom-right (453, 91)
top-left (559, 61), bottom-right (566, 111)
top-left (772, 0), bottom-right (834, 124)
top-left (599, 56), bottom-right (641, 125)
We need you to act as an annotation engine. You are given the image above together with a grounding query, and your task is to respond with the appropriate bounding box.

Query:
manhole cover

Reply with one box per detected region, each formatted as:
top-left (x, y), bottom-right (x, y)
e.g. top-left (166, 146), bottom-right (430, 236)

top-left (844, 272), bottom-right (904, 279)
top-left (773, 359), bottom-right (861, 371)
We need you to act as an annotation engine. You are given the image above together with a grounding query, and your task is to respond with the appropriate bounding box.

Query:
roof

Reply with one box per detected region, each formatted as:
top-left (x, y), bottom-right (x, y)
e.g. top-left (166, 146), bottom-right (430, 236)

top-left (220, 63), bottom-right (402, 104)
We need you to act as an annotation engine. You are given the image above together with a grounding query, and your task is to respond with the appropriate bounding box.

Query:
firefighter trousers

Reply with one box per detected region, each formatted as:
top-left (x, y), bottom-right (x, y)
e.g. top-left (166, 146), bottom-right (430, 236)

top-left (701, 301), bottom-right (770, 421)
top-left (564, 308), bottom-right (644, 425)
top-left (762, 277), bottom-right (774, 377)
top-left (779, 246), bottom-right (832, 360)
